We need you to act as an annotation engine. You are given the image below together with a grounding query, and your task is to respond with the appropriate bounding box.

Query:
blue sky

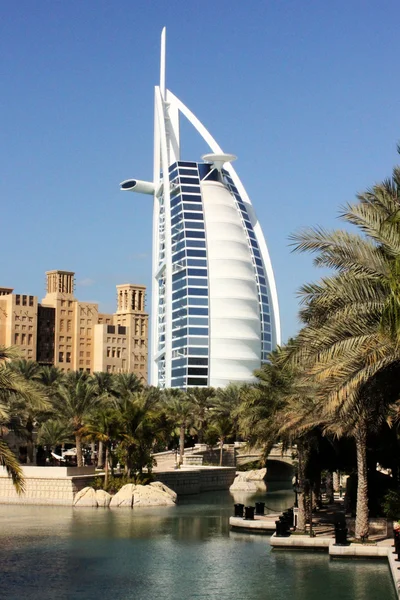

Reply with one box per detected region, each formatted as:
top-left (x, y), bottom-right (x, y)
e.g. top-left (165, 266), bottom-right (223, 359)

top-left (1, 1), bottom-right (399, 342)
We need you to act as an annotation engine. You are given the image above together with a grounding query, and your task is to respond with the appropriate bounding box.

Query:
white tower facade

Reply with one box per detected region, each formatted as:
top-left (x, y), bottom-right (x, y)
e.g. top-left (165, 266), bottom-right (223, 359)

top-left (121, 28), bottom-right (281, 388)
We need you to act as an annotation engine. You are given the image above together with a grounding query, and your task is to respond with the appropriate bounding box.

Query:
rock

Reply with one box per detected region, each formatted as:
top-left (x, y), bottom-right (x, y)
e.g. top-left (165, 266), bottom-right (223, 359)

top-left (133, 483), bottom-right (176, 506)
top-left (149, 481), bottom-right (178, 503)
top-left (239, 468), bottom-right (267, 481)
top-left (229, 478), bottom-right (258, 492)
top-left (229, 469), bottom-right (267, 492)
top-left (74, 486), bottom-right (98, 507)
top-left (110, 484), bottom-right (136, 508)
top-left (96, 489), bottom-right (112, 507)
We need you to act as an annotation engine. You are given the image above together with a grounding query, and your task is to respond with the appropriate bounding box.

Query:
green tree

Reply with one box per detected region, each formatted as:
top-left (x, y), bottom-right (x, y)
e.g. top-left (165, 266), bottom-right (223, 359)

top-left (116, 388), bottom-right (161, 475)
top-left (36, 419), bottom-right (73, 456)
top-left (0, 348), bottom-right (48, 492)
top-left (163, 389), bottom-right (193, 465)
top-left (52, 379), bottom-right (102, 467)
top-left (83, 407), bottom-right (122, 486)
top-left (289, 152), bottom-right (400, 538)
top-left (8, 359), bottom-right (50, 464)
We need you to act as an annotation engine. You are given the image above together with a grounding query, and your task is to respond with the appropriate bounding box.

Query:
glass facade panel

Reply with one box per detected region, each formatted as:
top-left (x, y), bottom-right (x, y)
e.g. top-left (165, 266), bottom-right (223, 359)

top-left (166, 161), bottom-right (210, 388)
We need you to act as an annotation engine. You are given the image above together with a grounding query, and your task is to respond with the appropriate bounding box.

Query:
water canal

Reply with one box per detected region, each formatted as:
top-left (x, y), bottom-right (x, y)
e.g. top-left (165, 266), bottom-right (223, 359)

top-left (0, 488), bottom-right (395, 600)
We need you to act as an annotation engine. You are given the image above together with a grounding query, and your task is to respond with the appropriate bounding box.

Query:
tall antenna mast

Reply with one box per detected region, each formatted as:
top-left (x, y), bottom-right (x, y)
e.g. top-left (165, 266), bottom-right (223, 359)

top-left (160, 27), bottom-right (166, 99)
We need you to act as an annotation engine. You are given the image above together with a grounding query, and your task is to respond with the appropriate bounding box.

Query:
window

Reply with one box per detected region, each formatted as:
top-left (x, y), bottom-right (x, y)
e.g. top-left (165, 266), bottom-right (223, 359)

top-left (15, 295), bottom-right (20, 305)
top-left (66, 352), bottom-right (71, 363)
top-left (60, 320), bottom-right (64, 332)
top-left (67, 320), bottom-right (71, 332)
top-left (21, 333), bottom-right (26, 344)
top-left (29, 296), bottom-right (34, 307)
top-left (187, 377), bottom-right (208, 386)
top-left (188, 357), bottom-right (208, 366)
top-left (188, 367), bottom-right (208, 376)
top-left (188, 327), bottom-right (208, 336)
top-left (22, 295), bottom-right (27, 306)
top-left (185, 230), bottom-right (205, 239)
top-left (28, 334), bottom-right (32, 345)
top-left (14, 333), bottom-right (19, 343)
top-left (188, 288), bottom-right (208, 296)
top-left (188, 307), bottom-right (208, 316)
top-left (188, 278), bottom-right (208, 287)
top-left (59, 352), bottom-right (64, 363)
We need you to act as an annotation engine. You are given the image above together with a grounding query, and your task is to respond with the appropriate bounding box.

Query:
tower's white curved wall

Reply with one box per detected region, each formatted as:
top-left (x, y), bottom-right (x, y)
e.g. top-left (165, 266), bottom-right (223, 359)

top-left (201, 180), bottom-right (261, 387)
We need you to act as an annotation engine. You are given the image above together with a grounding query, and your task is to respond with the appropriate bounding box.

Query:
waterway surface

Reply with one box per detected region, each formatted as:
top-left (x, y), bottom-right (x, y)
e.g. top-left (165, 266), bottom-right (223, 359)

top-left (0, 488), bottom-right (395, 600)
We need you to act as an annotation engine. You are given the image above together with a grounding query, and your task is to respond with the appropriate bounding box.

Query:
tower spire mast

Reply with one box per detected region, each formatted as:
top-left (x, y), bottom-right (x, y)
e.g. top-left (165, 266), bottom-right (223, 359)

top-left (160, 27), bottom-right (166, 99)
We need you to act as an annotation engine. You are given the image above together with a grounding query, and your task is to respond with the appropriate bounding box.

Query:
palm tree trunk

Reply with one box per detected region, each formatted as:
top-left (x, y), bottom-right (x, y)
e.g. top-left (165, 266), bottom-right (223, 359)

top-left (75, 433), bottom-right (83, 468)
top-left (179, 424), bottom-right (185, 465)
top-left (296, 441), bottom-right (309, 532)
top-left (104, 445), bottom-right (109, 488)
top-left (97, 441), bottom-right (104, 468)
top-left (26, 418), bottom-right (34, 464)
top-left (326, 471), bottom-right (335, 503)
top-left (219, 438), bottom-right (224, 466)
top-left (354, 420), bottom-right (369, 540)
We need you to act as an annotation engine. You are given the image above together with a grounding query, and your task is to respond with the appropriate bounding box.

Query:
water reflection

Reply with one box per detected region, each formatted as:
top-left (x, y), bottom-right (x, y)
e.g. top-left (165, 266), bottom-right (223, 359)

top-left (0, 490), bottom-right (395, 600)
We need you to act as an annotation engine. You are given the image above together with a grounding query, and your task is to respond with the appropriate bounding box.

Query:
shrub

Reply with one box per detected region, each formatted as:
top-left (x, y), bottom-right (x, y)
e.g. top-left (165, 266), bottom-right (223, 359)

top-left (93, 473), bottom-right (155, 494)
top-left (382, 490), bottom-right (400, 520)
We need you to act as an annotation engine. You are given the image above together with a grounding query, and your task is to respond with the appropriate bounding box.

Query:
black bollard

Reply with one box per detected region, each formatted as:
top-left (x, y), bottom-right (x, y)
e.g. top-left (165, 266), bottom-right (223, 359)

top-left (275, 520), bottom-right (283, 537)
top-left (334, 521), bottom-right (348, 546)
top-left (244, 506), bottom-right (255, 520)
top-left (234, 503), bottom-right (244, 517)
top-left (255, 502), bottom-right (265, 516)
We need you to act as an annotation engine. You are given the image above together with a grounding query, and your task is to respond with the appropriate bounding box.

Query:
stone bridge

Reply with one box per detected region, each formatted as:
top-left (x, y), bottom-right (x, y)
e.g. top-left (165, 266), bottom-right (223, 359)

top-left (153, 443), bottom-right (295, 482)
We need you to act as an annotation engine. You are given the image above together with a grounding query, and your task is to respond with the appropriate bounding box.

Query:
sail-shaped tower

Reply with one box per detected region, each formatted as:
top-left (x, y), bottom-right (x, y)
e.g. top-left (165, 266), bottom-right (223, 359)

top-left (121, 28), bottom-right (281, 388)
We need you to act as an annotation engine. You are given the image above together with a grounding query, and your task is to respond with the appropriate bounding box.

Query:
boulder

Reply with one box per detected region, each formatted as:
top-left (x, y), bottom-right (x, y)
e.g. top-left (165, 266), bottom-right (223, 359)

top-left (74, 486), bottom-right (98, 507)
top-left (229, 469), bottom-right (267, 492)
top-left (229, 478), bottom-right (258, 492)
top-left (110, 483), bottom-right (136, 508)
top-left (132, 483), bottom-right (176, 506)
top-left (96, 489), bottom-right (112, 507)
top-left (149, 481), bottom-right (178, 503)
top-left (240, 468), bottom-right (267, 481)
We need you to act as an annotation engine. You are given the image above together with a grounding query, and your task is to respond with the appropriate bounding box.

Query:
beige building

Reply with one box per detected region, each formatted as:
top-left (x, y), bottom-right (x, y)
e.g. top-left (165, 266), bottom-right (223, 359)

top-left (0, 271), bottom-right (148, 382)
top-left (0, 288), bottom-right (38, 361)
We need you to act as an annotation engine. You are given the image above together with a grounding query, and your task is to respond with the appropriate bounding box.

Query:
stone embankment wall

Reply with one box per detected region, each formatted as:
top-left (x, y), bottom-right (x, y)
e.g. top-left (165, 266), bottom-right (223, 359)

top-left (0, 466), bottom-right (236, 505)
top-left (0, 466), bottom-right (95, 506)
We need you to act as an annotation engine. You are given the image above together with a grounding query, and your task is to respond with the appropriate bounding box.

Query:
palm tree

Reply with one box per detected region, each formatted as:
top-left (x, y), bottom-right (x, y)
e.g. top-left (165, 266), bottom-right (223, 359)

top-left (83, 407), bottom-right (122, 486)
top-left (8, 359), bottom-right (50, 464)
top-left (36, 419), bottom-right (73, 458)
top-left (52, 379), bottom-right (102, 467)
top-left (186, 387), bottom-right (215, 444)
top-left (37, 365), bottom-right (65, 392)
top-left (163, 389), bottom-right (193, 465)
top-left (288, 153), bottom-right (400, 538)
top-left (116, 389), bottom-right (160, 475)
top-left (92, 371), bottom-right (118, 467)
top-left (0, 347), bottom-right (48, 492)
top-left (113, 372), bottom-right (144, 401)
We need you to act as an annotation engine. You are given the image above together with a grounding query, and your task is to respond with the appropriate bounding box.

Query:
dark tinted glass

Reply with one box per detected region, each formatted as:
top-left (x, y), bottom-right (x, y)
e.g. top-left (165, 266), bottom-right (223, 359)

top-left (188, 367), bottom-right (208, 376)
